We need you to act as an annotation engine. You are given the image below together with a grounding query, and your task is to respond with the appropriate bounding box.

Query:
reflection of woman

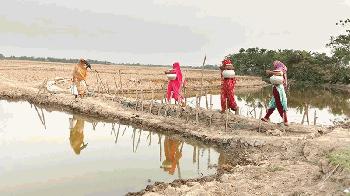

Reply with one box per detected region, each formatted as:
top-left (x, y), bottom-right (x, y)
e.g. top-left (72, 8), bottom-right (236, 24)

top-left (165, 62), bottom-right (184, 104)
top-left (69, 116), bottom-right (88, 155)
top-left (220, 58), bottom-right (239, 114)
top-left (261, 61), bottom-right (288, 126)
top-left (161, 137), bottom-right (182, 175)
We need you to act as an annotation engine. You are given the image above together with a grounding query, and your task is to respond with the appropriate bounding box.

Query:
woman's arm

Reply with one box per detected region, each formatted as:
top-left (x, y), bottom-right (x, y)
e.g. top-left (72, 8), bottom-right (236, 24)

top-left (266, 70), bottom-right (283, 76)
top-left (165, 69), bottom-right (175, 74)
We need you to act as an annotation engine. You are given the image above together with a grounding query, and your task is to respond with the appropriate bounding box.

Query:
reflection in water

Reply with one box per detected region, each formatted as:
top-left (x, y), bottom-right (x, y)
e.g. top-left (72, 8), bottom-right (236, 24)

top-left (237, 86), bottom-right (350, 125)
top-left (237, 86), bottom-right (350, 117)
top-left (69, 116), bottom-right (88, 155)
top-left (161, 137), bottom-right (183, 176)
top-left (186, 85), bottom-right (349, 125)
top-left (0, 101), bottom-right (221, 195)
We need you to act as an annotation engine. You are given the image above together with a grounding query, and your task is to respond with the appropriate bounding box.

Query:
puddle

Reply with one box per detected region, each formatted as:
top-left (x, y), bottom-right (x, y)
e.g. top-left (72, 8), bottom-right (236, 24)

top-left (0, 100), bottom-right (222, 195)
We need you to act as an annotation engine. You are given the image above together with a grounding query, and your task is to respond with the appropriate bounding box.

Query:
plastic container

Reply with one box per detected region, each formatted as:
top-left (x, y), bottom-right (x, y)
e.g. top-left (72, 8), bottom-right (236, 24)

top-left (270, 75), bottom-right (284, 85)
top-left (70, 84), bottom-right (78, 95)
top-left (166, 74), bottom-right (177, 80)
top-left (222, 70), bottom-right (235, 78)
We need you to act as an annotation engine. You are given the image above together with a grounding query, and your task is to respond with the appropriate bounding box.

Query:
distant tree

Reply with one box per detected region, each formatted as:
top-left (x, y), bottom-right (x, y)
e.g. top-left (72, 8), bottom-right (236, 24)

top-left (327, 19), bottom-right (350, 66)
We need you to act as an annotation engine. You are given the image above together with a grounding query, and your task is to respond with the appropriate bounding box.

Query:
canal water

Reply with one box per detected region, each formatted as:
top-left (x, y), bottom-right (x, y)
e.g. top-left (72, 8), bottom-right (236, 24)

top-left (183, 86), bottom-right (349, 126)
top-left (0, 100), bottom-right (221, 196)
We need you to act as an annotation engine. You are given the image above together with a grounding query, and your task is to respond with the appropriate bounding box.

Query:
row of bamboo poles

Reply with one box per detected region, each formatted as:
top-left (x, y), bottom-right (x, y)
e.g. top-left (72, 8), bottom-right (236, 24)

top-left (93, 71), bottom-right (240, 131)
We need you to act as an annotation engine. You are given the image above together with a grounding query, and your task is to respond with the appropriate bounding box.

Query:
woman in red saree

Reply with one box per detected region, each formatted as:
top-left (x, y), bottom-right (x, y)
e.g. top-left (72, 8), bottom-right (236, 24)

top-left (165, 62), bottom-right (183, 104)
top-left (220, 58), bottom-right (239, 114)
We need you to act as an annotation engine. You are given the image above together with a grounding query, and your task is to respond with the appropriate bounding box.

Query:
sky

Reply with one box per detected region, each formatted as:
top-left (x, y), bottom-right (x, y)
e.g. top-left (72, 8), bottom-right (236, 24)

top-left (0, 0), bottom-right (349, 65)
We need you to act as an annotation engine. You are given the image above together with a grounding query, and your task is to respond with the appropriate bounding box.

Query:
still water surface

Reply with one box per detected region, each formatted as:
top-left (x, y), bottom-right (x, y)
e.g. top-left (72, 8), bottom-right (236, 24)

top-left (0, 101), bottom-right (220, 196)
top-left (184, 86), bottom-right (349, 126)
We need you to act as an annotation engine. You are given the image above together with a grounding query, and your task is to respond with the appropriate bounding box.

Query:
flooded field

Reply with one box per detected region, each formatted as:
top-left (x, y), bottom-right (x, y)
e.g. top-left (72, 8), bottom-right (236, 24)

top-left (0, 100), bottom-right (221, 196)
top-left (184, 86), bottom-right (349, 126)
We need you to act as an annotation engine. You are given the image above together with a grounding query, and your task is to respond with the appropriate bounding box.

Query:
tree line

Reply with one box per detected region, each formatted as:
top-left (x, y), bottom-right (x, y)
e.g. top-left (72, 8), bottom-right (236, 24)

top-left (226, 19), bottom-right (350, 84)
top-left (0, 54), bottom-right (114, 65)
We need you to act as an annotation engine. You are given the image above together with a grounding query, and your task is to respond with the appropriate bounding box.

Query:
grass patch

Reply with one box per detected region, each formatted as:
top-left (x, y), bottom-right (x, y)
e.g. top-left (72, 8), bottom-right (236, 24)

top-left (267, 165), bottom-right (284, 172)
top-left (327, 148), bottom-right (350, 171)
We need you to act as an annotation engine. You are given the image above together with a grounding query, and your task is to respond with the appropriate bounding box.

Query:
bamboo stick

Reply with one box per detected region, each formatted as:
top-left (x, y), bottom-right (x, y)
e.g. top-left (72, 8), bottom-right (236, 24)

top-left (225, 99), bottom-right (229, 131)
top-left (199, 55), bottom-right (207, 106)
top-left (149, 89), bottom-right (154, 113)
top-left (122, 126), bottom-right (127, 136)
top-left (193, 146), bottom-right (197, 163)
top-left (177, 100), bottom-right (182, 118)
top-left (306, 105), bottom-right (310, 125)
top-left (209, 114), bottom-right (213, 127)
top-left (210, 94), bottom-right (213, 110)
top-left (34, 105), bottom-right (46, 129)
top-left (135, 89), bottom-right (139, 110)
top-left (205, 90), bottom-right (209, 110)
top-left (158, 105), bottom-right (162, 116)
top-left (207, 149), bottom-right (211, 169)
top-left (141, 88), bottom-right (144, 112)
top-left (113, 74), bottom-right (118, 97)
top-left (135, 129), bottom-right (142, 152)
top-left (197, 147), bottom-right (200, 174)
top-left (116, 123), bottom-right (120, 143)
top-left (94, 72), bottom-right (100, 94)
top-left (258, 108), bottom-right (263, 132)
top-left (164, 100), bottom-right (168, 117)
top-left (314, 110), bottom-right (317, 125)
top-left (40, 108), bottom-right (46, 129)
top-left (119, 70), bottom-right (123, 97)
top-left (159, 134), bottom-right (162, 162)
top-left (195, 93), bottom-right (199, 123)
top-left (132, 128), bottom-right (136, 152)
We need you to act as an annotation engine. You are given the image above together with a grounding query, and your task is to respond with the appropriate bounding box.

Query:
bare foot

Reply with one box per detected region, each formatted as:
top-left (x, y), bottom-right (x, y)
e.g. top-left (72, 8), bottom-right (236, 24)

top-left (261, 117), bottom-right (269, 122)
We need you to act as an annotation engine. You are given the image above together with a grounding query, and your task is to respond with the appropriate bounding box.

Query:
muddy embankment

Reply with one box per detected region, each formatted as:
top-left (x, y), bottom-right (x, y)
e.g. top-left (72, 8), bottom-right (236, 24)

top-left (0, 73), bottom-right (349, 195)
top-left (0, 74), bottom-right (325, 149)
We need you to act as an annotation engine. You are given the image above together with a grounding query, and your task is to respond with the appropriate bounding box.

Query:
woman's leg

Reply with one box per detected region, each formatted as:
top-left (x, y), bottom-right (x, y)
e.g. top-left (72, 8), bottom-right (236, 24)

top-left (283, 111), bottom-right (288, 126)
top-left (228, 90), bottom-right (238, 110)
top-left (75, 81), bottom-right (84, 97)
top-left (166, 83), bottom-right (173, 102)
top-left (273, 86), bottom-right (284, 119)
top-left (262, 108), bottom-right (275, 121)
top-left (220, 87), bottom-right (227, 113)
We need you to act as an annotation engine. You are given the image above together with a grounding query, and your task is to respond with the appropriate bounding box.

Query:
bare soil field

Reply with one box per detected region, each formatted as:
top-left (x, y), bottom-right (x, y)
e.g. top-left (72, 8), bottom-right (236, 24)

top-left (0, 60), bottom-right (349, 195)
top-left (0, 60), bottom-right (266, 98)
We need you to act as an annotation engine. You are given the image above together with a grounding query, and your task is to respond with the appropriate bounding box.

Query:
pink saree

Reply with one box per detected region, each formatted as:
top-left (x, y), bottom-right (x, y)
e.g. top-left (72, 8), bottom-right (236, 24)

top-left (166, 62), bottom-right (183, 102)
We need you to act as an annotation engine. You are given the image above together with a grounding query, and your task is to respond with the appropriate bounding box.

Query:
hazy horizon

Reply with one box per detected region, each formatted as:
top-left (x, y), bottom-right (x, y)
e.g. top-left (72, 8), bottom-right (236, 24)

top-left (1, 0), bottom-right (349, 66)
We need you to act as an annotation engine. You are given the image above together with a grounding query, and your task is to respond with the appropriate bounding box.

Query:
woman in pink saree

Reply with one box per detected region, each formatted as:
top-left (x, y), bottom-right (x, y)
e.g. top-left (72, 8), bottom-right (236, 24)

top-left (261, 60), bottom-right (289, 126)
top-left (165, 62), bottom-right (183, 103)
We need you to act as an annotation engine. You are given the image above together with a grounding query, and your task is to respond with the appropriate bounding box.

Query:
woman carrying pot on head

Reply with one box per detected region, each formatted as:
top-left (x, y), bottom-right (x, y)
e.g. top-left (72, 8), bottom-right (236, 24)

top-left (220, 58), bottom-right (239, 114)
top-left (72, 58), bottom-right (91, 98)
top-left (165, 62), bottom-right (184, 105)
top-left (261, 60), bottom-right (289, 126)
